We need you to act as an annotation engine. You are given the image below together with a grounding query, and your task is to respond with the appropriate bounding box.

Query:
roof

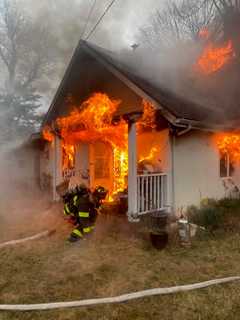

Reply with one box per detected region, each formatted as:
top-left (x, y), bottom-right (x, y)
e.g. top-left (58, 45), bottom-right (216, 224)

top-left (42, 40), bottom-right (240, 131)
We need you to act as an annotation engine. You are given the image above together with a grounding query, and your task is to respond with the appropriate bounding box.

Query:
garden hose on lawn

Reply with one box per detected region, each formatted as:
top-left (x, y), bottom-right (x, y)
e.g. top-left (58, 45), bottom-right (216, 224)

top-left (0, 277), bottom-right (239, 311)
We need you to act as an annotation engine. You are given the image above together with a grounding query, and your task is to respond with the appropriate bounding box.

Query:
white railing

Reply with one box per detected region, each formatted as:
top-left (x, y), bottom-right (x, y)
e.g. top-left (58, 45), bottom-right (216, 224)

top-left (137, 173), bottom-right (168, 215)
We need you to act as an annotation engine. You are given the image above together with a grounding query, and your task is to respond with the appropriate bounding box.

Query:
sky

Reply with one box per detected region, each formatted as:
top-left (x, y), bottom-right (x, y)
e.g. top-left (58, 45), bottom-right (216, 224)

top-left (17, 0), bottom-right (168, 107)
top-left (87, 0), bottom-right (162, 49)
top-left (21, 0), bottom-right (166, 51)
top-left (14, 0), bottom-right (178, 112)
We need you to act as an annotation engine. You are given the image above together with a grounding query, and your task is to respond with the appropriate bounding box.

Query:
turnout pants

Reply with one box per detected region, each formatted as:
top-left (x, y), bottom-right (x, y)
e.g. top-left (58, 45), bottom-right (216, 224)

top-left (71, 209), bottom-right (97, 240)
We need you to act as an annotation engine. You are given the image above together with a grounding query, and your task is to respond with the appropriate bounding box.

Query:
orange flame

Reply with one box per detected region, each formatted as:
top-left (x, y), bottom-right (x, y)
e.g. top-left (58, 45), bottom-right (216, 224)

top-left (216, 133), bottom-right (240, 160)
top-left (43, 93), bottom-right (156, 200)
top-left (42, 127), bottom-right (54, 142)
top-left (62, 144), bottom-right (75, 170)
top-left (56, 93), bottom-right (125, 147)
top-left (139, 100), bottom-right (156, 130)
top-left (139, 147), bottom-right (159, 163)
top-left (197, 40), bottom-right (235, 75)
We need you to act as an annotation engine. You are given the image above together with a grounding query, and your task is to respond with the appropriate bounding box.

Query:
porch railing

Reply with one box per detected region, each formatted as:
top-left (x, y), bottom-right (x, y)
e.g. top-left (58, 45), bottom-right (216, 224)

top-left (137, 173), bottom-right (168, 215)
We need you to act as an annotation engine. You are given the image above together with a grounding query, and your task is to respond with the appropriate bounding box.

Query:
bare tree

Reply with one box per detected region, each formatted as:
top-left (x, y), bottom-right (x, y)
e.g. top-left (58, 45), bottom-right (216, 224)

top-left (139, 0), bottom-right (240, 51)
top-left (138, 0), bottom-right (215, 49)
top-left (0, 0), bottom-right (55, 142)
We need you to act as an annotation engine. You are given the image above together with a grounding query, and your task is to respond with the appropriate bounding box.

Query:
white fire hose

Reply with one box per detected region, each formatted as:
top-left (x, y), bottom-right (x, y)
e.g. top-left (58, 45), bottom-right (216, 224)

top-left (0, 277), bottom-right (239, 311)
top-left (0, 231), bottom-right (239, 311)
top-left (0, 230), bottom-right (56, 249)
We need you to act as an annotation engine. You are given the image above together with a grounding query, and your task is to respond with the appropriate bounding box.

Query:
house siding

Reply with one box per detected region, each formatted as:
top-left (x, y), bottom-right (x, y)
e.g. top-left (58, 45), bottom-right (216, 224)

top-left (40, 142), bottom-right (54, 193)
top-left (173, 131), bottom-right (240, 212)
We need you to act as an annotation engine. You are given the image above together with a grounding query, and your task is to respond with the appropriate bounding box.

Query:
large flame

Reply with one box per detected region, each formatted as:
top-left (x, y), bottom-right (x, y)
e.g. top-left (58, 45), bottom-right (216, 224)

top-left (56, 93), bottom-right (126, 147)
top-left (216, 133), bottom-right (240, 160)
top-left (43, 93), bottom-right (156, 200)
top-left (196, 40), bottom-right (235, 75)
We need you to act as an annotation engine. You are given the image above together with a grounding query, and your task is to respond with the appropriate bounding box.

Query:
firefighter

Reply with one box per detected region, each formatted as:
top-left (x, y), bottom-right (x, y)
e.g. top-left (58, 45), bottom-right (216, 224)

top-left (65, 184), bottom-right (108, 243)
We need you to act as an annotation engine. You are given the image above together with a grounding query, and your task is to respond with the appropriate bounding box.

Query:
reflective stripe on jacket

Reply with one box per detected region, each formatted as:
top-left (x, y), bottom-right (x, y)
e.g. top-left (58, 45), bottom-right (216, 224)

top-left (78, 211), bottom-right (90, 218)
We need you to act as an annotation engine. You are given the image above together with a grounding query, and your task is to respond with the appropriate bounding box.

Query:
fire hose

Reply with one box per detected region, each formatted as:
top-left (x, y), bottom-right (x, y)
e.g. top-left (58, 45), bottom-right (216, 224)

top-left (0, 276), bottom-right (239, 311)
top-left (0, 230), bottom-right (56, 249)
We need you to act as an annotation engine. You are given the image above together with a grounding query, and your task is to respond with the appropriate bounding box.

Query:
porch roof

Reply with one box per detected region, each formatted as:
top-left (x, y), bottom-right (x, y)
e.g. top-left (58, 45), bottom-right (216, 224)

top-left (42, 40), bottom-right (239, 132)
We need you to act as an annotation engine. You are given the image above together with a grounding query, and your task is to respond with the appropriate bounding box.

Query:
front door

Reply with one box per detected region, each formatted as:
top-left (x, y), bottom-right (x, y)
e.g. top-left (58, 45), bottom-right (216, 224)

top-left (89, 141), bottom-right (113, 194)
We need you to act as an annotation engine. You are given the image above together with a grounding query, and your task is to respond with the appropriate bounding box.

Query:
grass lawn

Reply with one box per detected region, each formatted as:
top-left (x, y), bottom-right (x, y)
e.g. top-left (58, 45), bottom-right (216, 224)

top-left (1, 195), bottom-right (240, 319)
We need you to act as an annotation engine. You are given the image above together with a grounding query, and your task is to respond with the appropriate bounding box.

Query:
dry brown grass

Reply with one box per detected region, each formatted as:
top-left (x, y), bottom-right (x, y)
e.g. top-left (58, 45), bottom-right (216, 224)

top-left (1, 192), bottom-right (240, 319)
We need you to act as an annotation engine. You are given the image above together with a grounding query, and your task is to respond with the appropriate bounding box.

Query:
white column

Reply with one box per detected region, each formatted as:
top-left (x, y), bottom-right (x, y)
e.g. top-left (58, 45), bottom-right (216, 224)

top-left (128, 121), bottom-right (138, 221)
top-left (53, 135), bottom-right (62, 201)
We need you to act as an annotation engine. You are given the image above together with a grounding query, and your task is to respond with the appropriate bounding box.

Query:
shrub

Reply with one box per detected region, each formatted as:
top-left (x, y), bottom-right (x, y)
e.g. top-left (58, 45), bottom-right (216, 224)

top-left (187, 198), bottom-right (240, 232)
top-left (187, 200), bottom-right (226, 231)
top-left (217, 198), bottom-right (240, 210)
top-left (200, 198), bottom-right (217, 208)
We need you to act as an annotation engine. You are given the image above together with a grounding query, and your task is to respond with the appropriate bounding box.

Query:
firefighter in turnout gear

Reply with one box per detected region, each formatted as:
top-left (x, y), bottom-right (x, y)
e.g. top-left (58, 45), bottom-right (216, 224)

top-left (62, 184), bottom-right (108, 243)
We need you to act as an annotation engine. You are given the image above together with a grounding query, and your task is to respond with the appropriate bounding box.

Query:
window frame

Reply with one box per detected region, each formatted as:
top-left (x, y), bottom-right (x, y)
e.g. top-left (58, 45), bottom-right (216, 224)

top-left (219, 152), bottom-right (234, 179)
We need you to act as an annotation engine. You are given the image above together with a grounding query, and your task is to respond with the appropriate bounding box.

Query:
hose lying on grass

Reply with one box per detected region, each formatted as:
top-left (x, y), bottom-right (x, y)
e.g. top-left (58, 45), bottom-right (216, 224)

top-left (0, 230), bottom-right (56, 249)
top-left (0, 276), bottom-right (239, 311)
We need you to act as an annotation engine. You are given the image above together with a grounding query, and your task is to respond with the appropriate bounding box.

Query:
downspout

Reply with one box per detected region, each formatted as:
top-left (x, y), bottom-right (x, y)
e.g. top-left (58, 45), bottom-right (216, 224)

top-left (170, 133), bottom-right (176, 213)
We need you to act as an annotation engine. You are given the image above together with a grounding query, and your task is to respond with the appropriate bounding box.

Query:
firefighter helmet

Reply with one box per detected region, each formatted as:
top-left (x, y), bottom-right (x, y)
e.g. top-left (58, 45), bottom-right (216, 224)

top-left (93, 186), bottom-right (108, 200)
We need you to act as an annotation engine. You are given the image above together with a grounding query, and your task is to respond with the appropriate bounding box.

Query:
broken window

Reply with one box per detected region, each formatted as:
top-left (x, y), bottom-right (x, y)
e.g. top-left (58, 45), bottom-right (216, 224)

top-left (220, 152), bottom-right (234, 178)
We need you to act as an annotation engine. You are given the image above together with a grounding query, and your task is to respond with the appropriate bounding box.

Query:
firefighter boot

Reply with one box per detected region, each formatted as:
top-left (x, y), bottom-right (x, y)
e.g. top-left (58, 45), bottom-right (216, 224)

top-left (68, 228), bottom-right (83, 243)
top-left (68, 234), bottom-right (81, 243)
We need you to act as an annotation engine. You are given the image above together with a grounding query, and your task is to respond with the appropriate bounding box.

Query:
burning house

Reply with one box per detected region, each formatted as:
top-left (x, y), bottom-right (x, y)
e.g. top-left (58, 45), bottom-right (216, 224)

top-left (39, 39), bottom-right (240, 220)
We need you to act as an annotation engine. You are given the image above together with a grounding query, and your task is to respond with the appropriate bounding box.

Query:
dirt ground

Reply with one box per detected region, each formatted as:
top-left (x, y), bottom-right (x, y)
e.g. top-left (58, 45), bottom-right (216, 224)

top-left (1, 187), bottom-right (240, 320)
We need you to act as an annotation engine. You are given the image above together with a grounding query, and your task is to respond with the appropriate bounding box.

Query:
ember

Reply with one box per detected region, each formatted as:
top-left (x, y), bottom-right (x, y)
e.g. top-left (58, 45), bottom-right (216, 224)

top-left (196, 40), bottom-right (235, 75)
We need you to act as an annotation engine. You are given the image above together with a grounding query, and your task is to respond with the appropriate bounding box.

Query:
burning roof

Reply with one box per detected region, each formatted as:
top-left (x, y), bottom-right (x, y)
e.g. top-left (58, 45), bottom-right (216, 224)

top-left (42, 39), bottom-right (240, 134)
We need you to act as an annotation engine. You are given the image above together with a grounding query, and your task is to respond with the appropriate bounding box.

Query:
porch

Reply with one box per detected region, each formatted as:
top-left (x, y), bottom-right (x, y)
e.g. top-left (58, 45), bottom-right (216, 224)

top-left (52, 116), bottom-right (171, 221)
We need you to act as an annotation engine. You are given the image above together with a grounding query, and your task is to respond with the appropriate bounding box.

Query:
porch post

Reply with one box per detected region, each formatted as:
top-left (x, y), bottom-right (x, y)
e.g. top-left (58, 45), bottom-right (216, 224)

top-left (53, 134), bottom-right (62, 201)
top-left (128, 120), bottom-right (138, 221)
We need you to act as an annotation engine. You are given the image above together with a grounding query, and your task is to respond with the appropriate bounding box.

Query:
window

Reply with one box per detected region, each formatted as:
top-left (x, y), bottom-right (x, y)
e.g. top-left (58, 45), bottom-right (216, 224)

top-left (220, 152), bottom-right (234, 178)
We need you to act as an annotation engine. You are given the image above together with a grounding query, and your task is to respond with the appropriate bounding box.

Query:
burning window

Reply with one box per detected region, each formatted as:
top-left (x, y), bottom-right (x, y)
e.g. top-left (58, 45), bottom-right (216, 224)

top-left (220, 152), bottom-right (234, 178)
top-left (216, 133), bottom-right (240, 178)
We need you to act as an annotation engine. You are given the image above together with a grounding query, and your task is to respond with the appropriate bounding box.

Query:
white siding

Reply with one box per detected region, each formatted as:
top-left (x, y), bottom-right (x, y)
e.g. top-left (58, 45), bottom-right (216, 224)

top-left (173, 131), bottom-right (240, 211)
top-left (39, 141), bottom-right (54, 192)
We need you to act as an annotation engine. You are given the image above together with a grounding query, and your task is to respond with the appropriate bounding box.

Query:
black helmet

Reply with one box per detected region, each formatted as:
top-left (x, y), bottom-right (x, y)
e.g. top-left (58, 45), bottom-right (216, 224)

top-left (93, 186), bottom-right (108, 200)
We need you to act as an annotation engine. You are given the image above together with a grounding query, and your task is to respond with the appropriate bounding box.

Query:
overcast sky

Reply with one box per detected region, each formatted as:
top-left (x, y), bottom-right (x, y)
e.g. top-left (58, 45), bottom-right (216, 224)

top-left (22, 0), bottom-right (167, 51)
top-left (88, 0), bottom-right (163, 49)
top-left (18, 0), bottom-right (172, 109)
